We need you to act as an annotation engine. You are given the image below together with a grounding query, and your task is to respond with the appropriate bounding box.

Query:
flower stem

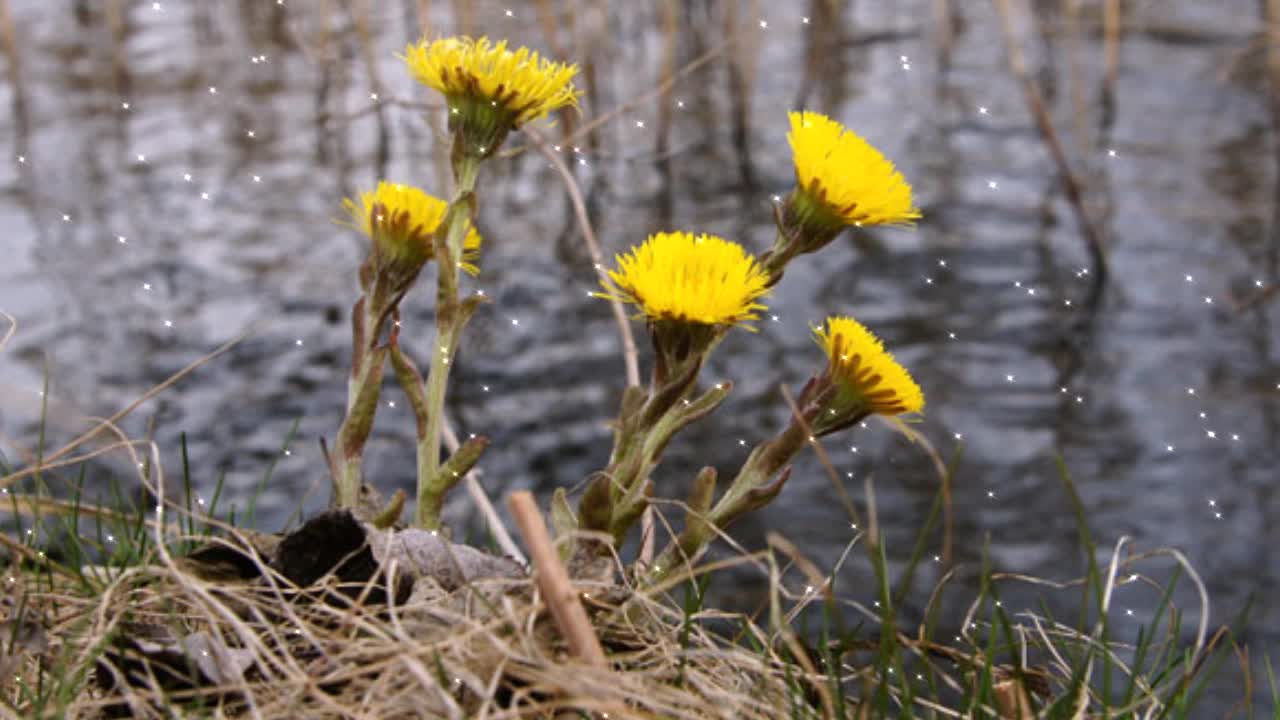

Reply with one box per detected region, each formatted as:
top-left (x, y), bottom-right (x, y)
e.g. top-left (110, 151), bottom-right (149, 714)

top-left (648, 416), bottom-right (809, 584)
top-left (335, 286), bottom-right (388, 509)
top-left (416, 155), bottom-right (481, 529)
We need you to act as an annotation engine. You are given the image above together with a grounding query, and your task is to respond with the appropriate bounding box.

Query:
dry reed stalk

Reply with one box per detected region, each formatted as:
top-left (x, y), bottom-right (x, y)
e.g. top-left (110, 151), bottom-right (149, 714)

top-left (933, 0), bottom-right (953, 58)
top-left (1103, 0), bottom-right (1121, 97)
top-left (0, 0), bottom-right (26, 139)
top-left (1268, 0), bottom-right (1280, 276)
top-left (507, 491), bottom-right (608, 668)
top-left (535, 0), bottom-right (569, 59)
top-left (351, 0), bottom-right (390, 178)
top-left (993, 0), bottom-right (1108, 294)
top-left (1063, 0), bottom-right (1089, 153)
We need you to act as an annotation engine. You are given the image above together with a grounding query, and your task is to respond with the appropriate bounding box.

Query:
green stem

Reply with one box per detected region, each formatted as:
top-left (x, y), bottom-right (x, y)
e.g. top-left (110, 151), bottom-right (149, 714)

top-left (648, 418), bottom-right (809, 584)
top-left (335, 288), bottom-right (387, 509)
top-left (415, 156), bottom-right (481, 529)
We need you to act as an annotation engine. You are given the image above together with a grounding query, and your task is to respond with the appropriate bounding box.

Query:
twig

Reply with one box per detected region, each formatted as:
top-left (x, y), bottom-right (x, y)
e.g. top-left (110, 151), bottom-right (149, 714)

top-left (507, 491), bottom-right (608, 667)
top-left (440, 418), bottom-right (525, 565)
top-left (523, 127), bottom-right (639, 388)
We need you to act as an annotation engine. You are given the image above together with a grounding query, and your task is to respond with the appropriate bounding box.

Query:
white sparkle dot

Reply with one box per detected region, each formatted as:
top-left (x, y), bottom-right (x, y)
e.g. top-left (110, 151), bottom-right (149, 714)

top-left (504, 8), bottom-right (513, 16)
top-left (1204, 296), bottom-right (1213, 304)
top-left (163, 320), bottom-right (173, 327)
top-left (938, 259), bottom-right (947, 267)
top-left (635, 120), bottom-right (645, 128)
top-left (284, 449), bottom-right (292, 456)
top-left (142, 283), bottom-right (151, 290)
top-left (117, 235), bottom-right (127, 243)
top-left (1214, 512), bottom-right (1222, 519)
top-left (121, 101), bottom-right (130, 110)
top-left (209, 86), bottom-right (217, 94)
top-left (1064, 299), bottom-right (1073, 306)
top-left (1185, 275), bottom-right (1194, 282)
top-left (771, 314), bottom-right (779, 321)
top-left (370, 93), bottom-right (379, 101)
top-left (1126, 608), bottom-right (1133, 616)
top-left (849, 446), bottom-right (858, 453)
top-left (16, 155), bottom-right (24, 163)
top-left (200, 192), bottom-right (210, 200)
top-left (62, 214), bottom-right (71, 222)
top-left (1005, 374), bottom-right (1015, 383)
top-left (1166, 445), bottom-right (1175, 452)
top-left (987, 180), bottom-right (998, 189)
top-left (1231, 433), bottom-right (1240, 441)
top-left (978, 106), bottom-right (989, 114)
top-left (802, 16), bottom-right (810, 23)
top-left (924, 277), bottom-right (934, 285)
top-left (482, 385), bottom-right (490, 392)
top-left (151, 1), bottom-right (161, 9)
top-left (759, 19), bottom-right (768, 28)
top-left (295, 339), bottom-right (303, 346)
top-left (1206, 430), bottom-right (1216, 439)
top-left (676, 100), bottom-right (685, 108)
top-left (388, 401), bottom-right (396, 408)
top-left (253, 175), bottom-right (261, 182)
top-left (136, 154), bottom-right (146, 163)
top-left (932, 555), bottom-right (940, 562)
top-left (954, 433), bottom-right (963, 440)
top-left (1187, 387), bottom-right (1196, 395)
top-left (987, 490), bottom-right (995, 498)
top-left (246, 130), bottom-right (255, 138)
top-left (183, 173), bottom-right (192, 181)
top-left (947, 332), bottom-right (956, 339)
top-left (511, 318), bottom-right (519, 326)
top-left (1255, 279), bottom-right (1265, 288)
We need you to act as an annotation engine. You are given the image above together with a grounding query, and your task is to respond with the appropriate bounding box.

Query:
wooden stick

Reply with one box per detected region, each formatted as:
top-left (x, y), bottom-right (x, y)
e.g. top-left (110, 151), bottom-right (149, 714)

top-left (507, 491), bottom-right (608, 668)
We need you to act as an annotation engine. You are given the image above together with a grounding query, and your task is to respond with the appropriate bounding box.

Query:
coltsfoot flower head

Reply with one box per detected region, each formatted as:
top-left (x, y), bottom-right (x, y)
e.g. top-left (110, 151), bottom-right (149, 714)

top-left (599, 231), bottom-right (769, 328)
top-left (600, 231), bottom-right (770, 390)
top-left (402, 36), bottom-right (580, 160)
top-left (812, 316), bottom-right (923, 432)
top-left (341, 181), bottom-right (482, 291)
top-left (776, 111), bottom-right (920, 266)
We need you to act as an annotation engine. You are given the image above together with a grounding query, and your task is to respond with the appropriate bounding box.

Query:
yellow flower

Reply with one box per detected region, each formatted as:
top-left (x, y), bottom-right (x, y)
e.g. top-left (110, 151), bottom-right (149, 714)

top-left (402, 36), bottom-right (580, 157)
top-left (599, 232), bottom-right (770, 327)
top-left (815, 316), bottom-right (923, 416)
top-left (787, 111), bottom-right (920, 230)
top-left (341, 181), bottom-right (482, 276)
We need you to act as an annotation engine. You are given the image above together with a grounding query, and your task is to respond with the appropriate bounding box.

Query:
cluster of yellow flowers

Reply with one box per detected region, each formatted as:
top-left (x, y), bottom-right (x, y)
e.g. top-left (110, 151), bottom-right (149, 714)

top-left (334, 34), bottom-right (925, 534)
top-left (601, 108), bottom-right (926, 417)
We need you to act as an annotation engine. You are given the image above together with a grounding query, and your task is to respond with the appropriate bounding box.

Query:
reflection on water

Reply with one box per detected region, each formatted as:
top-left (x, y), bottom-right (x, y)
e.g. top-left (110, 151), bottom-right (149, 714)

top-left (0, 0), bottom-right (1277, 711)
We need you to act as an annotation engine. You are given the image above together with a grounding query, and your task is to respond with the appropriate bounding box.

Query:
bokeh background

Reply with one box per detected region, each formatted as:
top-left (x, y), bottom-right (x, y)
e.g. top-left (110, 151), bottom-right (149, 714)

top-left (1, 0), bottom-right (1277, 712)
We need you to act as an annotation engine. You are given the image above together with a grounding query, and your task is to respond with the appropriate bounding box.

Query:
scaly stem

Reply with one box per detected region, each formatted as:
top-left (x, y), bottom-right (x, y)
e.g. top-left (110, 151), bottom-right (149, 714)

top-left (416, 156), bottom-right (481, 529)
top-left (335, 283), bottom-right (388, 509)
top-left (648, 417), bottom-right (809, 584)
